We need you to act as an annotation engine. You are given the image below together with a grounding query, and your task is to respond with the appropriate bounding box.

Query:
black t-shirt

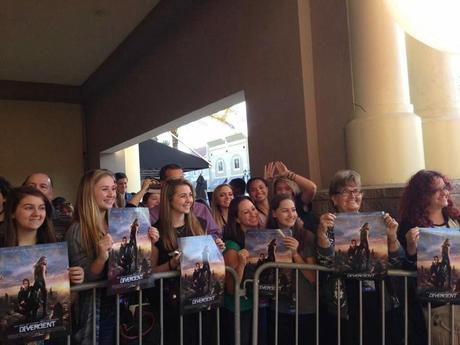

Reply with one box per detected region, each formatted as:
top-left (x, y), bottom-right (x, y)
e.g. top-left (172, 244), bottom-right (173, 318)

top-left (295, 194), bottom-right (318, 233)
top-left (153, 217), bottom-right (207, 265)
top-left (148, 218), bottom-right (207, 309)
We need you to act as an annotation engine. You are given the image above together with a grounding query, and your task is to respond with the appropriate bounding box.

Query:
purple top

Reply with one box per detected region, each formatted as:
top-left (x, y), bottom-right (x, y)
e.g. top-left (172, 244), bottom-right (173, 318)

top-left (149, 202), bottom-right (222, 239)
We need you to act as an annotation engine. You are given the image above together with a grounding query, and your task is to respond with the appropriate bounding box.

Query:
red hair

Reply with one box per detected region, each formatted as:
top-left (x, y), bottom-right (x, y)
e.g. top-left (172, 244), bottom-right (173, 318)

top-left (399, 170), bottom-right (460, 226)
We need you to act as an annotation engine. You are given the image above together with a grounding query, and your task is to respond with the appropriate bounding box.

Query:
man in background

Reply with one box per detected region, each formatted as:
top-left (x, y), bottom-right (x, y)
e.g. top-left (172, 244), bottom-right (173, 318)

top-left (23, 173), bottom-right (71, 241)
top-left (115, 172), bottom-right (133, 208)
top-left (150, 164), bottom-right (221, 238)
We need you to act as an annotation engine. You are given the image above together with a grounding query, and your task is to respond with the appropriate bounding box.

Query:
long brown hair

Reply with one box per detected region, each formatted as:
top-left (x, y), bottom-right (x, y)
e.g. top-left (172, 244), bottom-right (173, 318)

top-left (267, 193), bottom-right (306, 250)
top-left (159, 178), bottom-right (205, 251)
top-left (74, 169), bottom-right (115, 259)
top-left (223, 196), bottom-right (255, 248)
top-left (3, 186), bottom-right (56, 247)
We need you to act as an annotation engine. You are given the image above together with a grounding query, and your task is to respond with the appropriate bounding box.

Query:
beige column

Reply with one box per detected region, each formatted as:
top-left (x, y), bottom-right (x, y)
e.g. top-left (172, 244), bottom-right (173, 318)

top-left (345, 0), bottom-right (425, 185)
top-left (100, 144), bottom-right (141, 192)
top-left (406, 35), bottom-right (460, 178)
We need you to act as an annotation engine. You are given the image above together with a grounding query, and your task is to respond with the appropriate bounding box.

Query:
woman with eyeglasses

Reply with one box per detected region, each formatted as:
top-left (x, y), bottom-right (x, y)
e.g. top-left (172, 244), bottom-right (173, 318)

top-left (317, 170), bottom-right (403, 345)
top-left (398, 169), bottom-right (460, 345)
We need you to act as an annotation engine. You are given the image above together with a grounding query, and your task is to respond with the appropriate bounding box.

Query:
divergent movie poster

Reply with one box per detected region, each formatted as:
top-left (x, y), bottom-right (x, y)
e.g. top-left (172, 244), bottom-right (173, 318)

top-left (107, 208), bottom-right (154, 295)
top-left (0, 242), bottom-right (70, 343)
top-left (245, 229), bottom-right (293, 296)
top-left (417, 227), bottom-right (460, 303)
top-left (178, 235), bottom-right (225, 314)
top-left (333, 212), bottom-right (388, 279)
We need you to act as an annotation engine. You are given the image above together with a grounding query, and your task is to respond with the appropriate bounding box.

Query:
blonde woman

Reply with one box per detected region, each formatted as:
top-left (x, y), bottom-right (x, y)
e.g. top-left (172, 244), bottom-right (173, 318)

top-left (210, 183), bottom-right (234, 230)
top-left (66, 169), bottom-right (158, 345)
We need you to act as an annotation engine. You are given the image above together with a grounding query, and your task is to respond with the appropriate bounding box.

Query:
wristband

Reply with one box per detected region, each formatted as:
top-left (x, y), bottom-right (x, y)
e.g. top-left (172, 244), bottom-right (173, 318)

top-left (318, 233), bottom-right (329, 240)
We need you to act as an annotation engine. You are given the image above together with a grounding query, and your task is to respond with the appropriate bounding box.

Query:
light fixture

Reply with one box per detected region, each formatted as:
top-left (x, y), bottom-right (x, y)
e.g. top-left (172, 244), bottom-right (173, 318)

top-left (384, 0), bottom-right (460, 54)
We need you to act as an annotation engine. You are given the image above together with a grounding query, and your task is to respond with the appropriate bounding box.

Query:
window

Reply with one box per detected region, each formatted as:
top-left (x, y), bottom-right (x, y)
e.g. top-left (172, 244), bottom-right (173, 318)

top-left (216, 159), bottom-right (225, 174)
top-left (233, 157), bottom-right (241, 170)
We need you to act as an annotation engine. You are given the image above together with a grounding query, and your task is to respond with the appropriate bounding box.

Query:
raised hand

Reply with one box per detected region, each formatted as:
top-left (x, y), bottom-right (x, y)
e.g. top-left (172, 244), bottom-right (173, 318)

top-left (264, 161), bottom-right (276, 181)
top-left (274, 161), bottom-right (290, 177)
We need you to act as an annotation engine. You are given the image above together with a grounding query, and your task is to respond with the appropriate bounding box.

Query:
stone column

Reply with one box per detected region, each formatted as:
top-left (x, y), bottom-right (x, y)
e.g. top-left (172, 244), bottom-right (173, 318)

top-left (406, 34), bottom-right (460, 178)
top-left (345, 0), bottom-right (425, 185)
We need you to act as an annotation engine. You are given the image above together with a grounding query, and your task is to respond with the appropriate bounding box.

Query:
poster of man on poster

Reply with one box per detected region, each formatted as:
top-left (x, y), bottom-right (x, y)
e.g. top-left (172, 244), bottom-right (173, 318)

top-left (178, 235), bottom-right (225, 314)
top-left (417, 227), bottom-right (460, 303)
top-left (107, 208), bottom-right (155, 295)
top-left (244, 229), bottom-right (293, 295)
top-left (333, 212), bottom-right (388, 279)
top-left (0, 242), bottom-right (70, 343)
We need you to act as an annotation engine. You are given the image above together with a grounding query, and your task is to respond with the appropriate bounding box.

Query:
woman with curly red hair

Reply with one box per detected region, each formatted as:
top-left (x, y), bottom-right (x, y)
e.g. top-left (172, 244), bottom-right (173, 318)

top-left (398, 169), bottom-right (460, 345)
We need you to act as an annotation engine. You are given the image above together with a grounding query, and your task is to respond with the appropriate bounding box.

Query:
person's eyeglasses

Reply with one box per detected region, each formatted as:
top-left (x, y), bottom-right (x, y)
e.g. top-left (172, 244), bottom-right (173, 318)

top-left (431, 185), bottom-right (451, 194)
top-left (338, 189), bottom-right (363, 197)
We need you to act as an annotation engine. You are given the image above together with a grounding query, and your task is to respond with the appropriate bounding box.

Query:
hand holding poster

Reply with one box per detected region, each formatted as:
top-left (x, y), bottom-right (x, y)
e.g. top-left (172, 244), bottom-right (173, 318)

top-left (417, 227), bottom-right (460, 303)
top-left (108, 208), bottom-right (155, 295)
top-left (178, 235), bottom-right (225, 314)
top-left (333, 212), bottom-right (388, 279)
top-left (0, 242), bottom-right (70, 342)
top-left (245, 229), bottom-right (293, 295)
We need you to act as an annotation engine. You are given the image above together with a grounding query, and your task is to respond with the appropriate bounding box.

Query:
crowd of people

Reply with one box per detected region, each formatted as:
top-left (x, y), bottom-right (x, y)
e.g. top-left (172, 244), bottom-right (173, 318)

top-left (0, 163), bottom-right (459, 345)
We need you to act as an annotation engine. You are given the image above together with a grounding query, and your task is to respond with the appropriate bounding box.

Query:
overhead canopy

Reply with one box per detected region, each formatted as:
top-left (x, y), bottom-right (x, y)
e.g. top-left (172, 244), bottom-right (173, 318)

top-left (139, 140), bottom-right (209, 177)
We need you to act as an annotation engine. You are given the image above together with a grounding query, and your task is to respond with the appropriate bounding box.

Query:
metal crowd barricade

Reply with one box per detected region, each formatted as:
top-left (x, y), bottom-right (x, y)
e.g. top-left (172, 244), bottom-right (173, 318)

top-left (68, 266), bottom-right (242, 345)
top-left (251, 262), bottom-right (458, 345)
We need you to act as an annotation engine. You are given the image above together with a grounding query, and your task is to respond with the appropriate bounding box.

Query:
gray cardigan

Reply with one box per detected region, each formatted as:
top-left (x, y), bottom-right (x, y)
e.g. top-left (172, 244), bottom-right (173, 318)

top-left (66, 223), bottom-right (105, 345)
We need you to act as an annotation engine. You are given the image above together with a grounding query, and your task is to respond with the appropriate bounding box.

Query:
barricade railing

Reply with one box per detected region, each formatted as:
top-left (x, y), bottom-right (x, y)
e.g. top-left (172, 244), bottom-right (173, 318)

top-left (67, 266), bottom-right (242, 345)
top-left (251, 262), bottom-right (458, 345)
